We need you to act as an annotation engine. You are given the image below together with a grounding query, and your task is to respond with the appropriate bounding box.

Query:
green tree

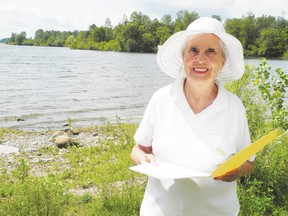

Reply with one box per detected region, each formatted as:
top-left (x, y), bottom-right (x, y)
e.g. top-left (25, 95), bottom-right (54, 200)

top-left (225, 18), bottom-right (242, 39)
top-left (142, 32), bottom-right (156, 52)
top-left (9, 33), bottom-right (16, 44)
top-left (9, 32), bottom-right (28, 45)
top-left (239, 13), bottom-right (258, 56)
top-left (65, 35), bottom-right (75, 47)
top-left (257, 28), bottom-right (288, 57)
top-left (211, 15), bottom-right (222, 21)
top-left (89, 26), bottom-right (107, 43)
top-left (156, 25), bottom-right (171, 45)
top-left (122, 22), bottom-right (142, 52)
top-left (256, 15), bottom-right (277, 29)
top-left (174, 10), bottom-right (199, 31)
top-left (34, 29), bottom-right (48, 46)
top-left (161, 14), bottom-right (173, 28)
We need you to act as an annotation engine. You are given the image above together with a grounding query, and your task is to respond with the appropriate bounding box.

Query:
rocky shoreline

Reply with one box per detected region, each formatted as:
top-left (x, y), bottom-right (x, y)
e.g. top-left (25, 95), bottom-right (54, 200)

top-left (0, 128), bottom-right (101, 177)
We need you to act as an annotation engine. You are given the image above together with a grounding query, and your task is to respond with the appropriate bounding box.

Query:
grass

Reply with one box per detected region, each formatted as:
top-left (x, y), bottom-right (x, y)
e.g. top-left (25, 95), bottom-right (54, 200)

top-left (0, 121), bottom-right (287, 215)
top-left (0, 122), bottom-right (146, 216)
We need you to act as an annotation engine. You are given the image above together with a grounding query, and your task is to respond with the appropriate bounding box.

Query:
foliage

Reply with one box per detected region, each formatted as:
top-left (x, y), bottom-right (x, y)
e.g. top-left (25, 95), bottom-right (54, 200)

top-left (225, 14), bottom-right (288, 58)
top-left (238, 133), bottom-right (288, 215)
top-left (253, 59), bottom-right (288, 130)
top-left (225, 64), bottom-right (268, 140)
top-left (0, 160), bottom-right (69, 216)
top-left (226, 61), bottom-right (288, 215)
top-left (5, 11), bottom-right (288, 57)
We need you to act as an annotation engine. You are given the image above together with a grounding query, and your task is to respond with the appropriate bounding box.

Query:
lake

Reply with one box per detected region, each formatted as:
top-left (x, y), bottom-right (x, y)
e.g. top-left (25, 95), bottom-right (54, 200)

top-left (0, 44), bottom-right (287, 131)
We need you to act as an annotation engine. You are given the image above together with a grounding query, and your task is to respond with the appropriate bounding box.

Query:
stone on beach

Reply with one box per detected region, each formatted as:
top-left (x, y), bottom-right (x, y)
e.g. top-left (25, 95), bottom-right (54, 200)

top-left (0, 145), bottom-right (19, 154)
top-left (52, 132), bottom-right (79, 148)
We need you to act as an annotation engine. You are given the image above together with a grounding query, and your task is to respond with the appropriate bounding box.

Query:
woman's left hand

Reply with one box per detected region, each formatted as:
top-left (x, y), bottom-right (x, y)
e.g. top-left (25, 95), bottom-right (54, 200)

top-left (214, 160), bottom-right (256, 182)
top-left (214, 168), bottom-right (241, 182)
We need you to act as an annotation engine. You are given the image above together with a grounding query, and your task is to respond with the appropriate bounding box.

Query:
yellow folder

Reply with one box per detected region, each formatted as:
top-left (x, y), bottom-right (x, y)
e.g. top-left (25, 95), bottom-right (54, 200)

top-left (211, 130), bottom-right (279, 177)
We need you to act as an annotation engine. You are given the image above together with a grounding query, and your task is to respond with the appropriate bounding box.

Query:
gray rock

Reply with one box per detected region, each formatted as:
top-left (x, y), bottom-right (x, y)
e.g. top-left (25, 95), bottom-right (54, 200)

top-left (0, 145), bottom-right (19, 154)
top-left (53, 135), bottom-right (79, 148)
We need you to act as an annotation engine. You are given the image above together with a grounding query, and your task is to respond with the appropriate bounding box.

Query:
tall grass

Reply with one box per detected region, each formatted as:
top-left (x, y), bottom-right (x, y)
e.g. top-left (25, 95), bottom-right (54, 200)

top-left (0, 60), bottom-right (287, 215)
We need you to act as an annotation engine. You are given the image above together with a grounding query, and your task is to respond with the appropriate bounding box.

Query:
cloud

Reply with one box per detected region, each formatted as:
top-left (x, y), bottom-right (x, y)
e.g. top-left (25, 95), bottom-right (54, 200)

top-left (0, 3), bottom-right (74, 38)
top-left (0, 0), bottom-right (287, 39)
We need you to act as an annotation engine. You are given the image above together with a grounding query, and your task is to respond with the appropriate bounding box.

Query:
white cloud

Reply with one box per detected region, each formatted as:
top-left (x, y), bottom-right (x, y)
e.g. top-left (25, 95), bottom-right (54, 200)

top-left (0, 0), bottom-right (287, 39)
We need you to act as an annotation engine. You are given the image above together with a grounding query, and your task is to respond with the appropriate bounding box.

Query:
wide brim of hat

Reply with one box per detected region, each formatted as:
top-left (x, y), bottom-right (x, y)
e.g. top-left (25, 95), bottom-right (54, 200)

top-left (156, 30), bottom-right (245, 82)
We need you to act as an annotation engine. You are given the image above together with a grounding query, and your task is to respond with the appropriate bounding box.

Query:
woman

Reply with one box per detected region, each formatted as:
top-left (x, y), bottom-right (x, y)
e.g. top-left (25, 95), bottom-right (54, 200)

top-left (130, 17), bottom-right (256, 216)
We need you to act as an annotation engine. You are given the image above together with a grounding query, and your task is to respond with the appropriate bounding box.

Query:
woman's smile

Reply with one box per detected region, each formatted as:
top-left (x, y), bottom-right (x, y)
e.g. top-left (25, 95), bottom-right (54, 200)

top-left (193, 67), bottom-right (209, 74)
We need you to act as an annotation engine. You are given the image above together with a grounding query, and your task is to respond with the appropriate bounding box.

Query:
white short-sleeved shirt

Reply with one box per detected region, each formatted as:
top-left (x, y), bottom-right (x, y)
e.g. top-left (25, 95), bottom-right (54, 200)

top-left (134, 78), bottom-right (254, 216)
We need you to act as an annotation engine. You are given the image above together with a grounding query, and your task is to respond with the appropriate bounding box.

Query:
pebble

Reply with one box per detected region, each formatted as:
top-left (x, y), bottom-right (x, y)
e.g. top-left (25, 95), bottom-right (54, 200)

top-left (0, 145), bottom-right (19, 154)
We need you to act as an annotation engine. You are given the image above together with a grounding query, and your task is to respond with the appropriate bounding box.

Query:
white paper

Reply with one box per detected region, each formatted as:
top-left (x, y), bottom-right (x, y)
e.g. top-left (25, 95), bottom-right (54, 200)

top-left (130, 160), bottom-right (210, 179)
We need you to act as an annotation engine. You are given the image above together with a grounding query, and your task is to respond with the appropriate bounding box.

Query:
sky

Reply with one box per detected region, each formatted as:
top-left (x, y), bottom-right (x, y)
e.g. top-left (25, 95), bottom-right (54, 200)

top-left (0, 0), bottom-right (287, 39)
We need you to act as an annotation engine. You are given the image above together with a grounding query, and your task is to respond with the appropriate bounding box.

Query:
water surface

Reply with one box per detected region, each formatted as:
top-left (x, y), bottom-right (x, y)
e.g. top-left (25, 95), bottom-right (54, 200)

top-left (0, 44), bottom-right (287, 131)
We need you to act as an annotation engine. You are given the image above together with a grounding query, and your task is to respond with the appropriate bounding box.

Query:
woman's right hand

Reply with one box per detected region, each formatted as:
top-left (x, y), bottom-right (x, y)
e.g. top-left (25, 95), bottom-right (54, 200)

top-left (130, 144), bottom-right (157, 165)
top-left (138, 153), bottom-right (158, 165)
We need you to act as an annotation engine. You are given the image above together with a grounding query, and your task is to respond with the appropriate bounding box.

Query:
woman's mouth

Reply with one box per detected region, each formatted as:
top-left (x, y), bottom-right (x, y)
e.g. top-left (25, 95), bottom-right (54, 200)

top-left (193, 67), bottom-right (209, 74)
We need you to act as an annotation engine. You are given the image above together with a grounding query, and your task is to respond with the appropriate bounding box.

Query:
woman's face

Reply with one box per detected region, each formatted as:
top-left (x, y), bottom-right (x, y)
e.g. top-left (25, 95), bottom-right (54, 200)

top-left (183, 33), bottom-right (225, 83)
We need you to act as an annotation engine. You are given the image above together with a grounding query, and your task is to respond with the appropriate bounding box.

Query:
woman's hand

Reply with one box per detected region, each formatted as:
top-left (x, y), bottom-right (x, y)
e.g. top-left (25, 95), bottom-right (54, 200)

top-left (214, 168), bottom-right (241, 182)
top-left (214, 160), bottom-right (256, 182)
top-left (138, 153), bottom-right (157, 165)
top-left (130, 144), bottom-right (157, 165)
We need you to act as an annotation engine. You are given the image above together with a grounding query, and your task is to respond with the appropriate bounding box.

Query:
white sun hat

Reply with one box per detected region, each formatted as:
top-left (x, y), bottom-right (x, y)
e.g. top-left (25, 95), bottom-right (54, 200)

top-left (156, 17), bottom-right (244, 82)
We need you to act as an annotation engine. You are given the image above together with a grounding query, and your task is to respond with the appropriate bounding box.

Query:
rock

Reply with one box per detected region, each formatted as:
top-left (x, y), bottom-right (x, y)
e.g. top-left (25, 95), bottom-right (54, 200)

top-left (52, 131), bottom-right (65, 140)
top-left (71, 128), bottom-right (81, 135)
top-left (40, 158), bottom-right (54, 163)
top-left (0, 145), bottom-right (19, 154)
top-left (53, 135), bottom-right (79, 148)
top-left (64, 128), bottom-right (82, 135)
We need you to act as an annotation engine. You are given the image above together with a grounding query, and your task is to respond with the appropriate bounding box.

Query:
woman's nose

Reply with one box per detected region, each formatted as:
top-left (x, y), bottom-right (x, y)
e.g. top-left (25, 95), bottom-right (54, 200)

top-left (195, 52), bottom-right (207, 63)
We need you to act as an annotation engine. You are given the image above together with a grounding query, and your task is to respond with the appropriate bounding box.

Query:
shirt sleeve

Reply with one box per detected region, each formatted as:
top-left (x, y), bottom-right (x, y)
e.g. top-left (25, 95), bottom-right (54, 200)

top-left (134, 94), bottom-right (156, 147)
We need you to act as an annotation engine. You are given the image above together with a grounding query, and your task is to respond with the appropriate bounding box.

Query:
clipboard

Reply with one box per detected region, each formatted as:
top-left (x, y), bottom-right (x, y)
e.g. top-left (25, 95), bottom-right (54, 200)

top-left (130, 130), bottom-right (279, 179)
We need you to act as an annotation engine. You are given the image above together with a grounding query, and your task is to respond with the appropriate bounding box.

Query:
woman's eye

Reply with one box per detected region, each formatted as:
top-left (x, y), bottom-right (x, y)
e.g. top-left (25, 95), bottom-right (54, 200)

top-left (206, 48), bottom-right (216, 56)
top-left (189, 47), bottom-right (198, 55)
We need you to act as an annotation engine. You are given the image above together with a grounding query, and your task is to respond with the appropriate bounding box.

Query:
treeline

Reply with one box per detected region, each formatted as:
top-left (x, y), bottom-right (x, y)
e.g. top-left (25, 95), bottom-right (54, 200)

top-left (5, 11), bottom-right (288, 58)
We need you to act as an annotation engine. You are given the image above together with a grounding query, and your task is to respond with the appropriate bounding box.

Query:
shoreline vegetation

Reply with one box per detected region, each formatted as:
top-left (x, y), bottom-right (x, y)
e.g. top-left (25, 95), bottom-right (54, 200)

top-left (0, 60), bottom-right (287, 215)
top-left (1, 11), bottom-right (288, 59)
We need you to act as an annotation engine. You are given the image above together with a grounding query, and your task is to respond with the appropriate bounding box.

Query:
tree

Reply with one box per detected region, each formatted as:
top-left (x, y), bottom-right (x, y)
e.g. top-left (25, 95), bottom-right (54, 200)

top-left (122, 23), bottom-right (141, 52)
top-left (5, 10), bottom-right (288, 56)
top-left (64, 35), bottom-right (75, 47)
top-left (174, 10), bottom-right (199, 31)
top-left (34, 29), bottom-right (48, 46)
top-left (90, 26), bottom-right (107, 42)
top-left (161, 14), bottom-right (173, 26)
top-left (104, 18), bottom-right (113, 29)
top-left (257, 28), bottom-right (288, 57)
top-left (156, 25), bottom-right (171, 45)
top-left (11, 32), bottom-right (27, 45)
top-left (239, 12), bottom-right (258, 55)
top-left (142, 33), bottom-right (156, 52)
top-left (211, 15), bottom-right (222, 21)
top-left (9, 33), bottom-right (16, 44)
top-left (256, 15), bottom-right (276, 29)
top-left (225, 18), bottom-right (242, 39)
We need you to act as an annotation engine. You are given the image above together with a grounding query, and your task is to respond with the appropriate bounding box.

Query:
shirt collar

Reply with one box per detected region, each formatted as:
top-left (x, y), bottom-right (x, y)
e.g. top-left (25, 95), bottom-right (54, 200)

top-left (170, 78), bottom-right (229, 115)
